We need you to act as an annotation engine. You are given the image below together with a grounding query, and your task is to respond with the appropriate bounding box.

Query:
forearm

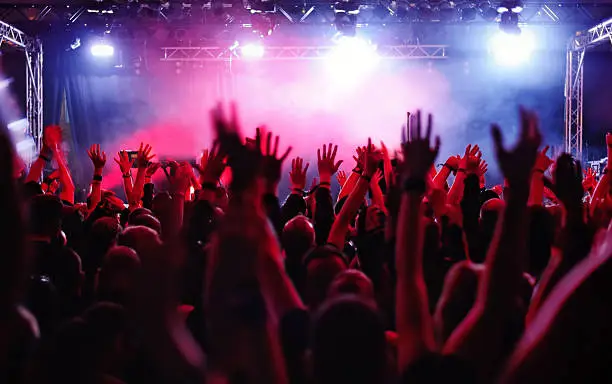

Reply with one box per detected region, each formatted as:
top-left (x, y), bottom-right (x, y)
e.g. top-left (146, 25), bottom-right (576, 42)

top-left (447, 172), bottom-right (467, 205)
top-left (143, 181), bottom-right (154, 209)
top-left (122, 174), bottom-right (134, 203)
top-left (370, 181), bottom-right (387, 213)
top-left (337, 171), bottom-right (359, 202)
top-left (89, 167), bottom-right (103, 210)
top-left (528, 171), bottom-right (545, 206)
top-left (54, 150), bottom-right (75, 203)
top-left (395, 192), bottom-right (435, 368)
top-left (433, 166), bottom-right (451, 189)
top-left (480, 189), bottom-right (530, 308)
top-left (328, 177), bottom-right (369, 248)
top-left (25, 156), bottom-right (45, 183)
top-left (590, 172), bottom-right (610, 215)
top-left (314, 186), bottom-right (334, 245)
top-left (130, 168), bottom-right (146, 208)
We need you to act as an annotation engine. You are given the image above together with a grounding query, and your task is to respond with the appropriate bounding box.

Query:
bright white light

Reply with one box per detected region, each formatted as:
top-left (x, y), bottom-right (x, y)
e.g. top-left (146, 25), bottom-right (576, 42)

top-left (489, 30), bottom-right (535, 67)
top-left (326, 36), bottom-right (379, 79)
top-left (90, 43), bottom-right (114, 57)
top-left (240, 43), bottom-right (265, 59)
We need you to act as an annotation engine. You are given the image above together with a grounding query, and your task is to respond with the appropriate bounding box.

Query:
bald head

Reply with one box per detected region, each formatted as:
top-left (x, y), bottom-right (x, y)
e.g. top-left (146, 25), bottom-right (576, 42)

top-left (117, 225), bottom-right (161, 258)
top-left (282, 215), bottom-right (316, 260)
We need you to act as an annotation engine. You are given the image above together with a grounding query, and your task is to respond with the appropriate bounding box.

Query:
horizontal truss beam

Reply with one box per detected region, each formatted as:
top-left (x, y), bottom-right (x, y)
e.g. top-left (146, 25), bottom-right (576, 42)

top-left (161, 45), bottom-right (448, 62)
top-left (0, 20), bottom-right (29, 48)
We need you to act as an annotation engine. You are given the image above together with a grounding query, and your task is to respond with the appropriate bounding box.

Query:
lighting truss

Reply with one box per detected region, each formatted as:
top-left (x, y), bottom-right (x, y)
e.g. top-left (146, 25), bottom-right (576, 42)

top-left (0, 20), bottom-right (43, 164)
top-left (565, 18), bottom-right (612, 160)
top-left (161, 44), bottom-right (448, 62)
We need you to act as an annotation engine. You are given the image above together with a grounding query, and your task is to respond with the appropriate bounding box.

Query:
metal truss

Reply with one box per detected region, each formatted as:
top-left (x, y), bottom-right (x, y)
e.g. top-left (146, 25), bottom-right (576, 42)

top-left (0, 20), bottom-right (43, 163)
top-left (565, 17), bottom-right (612, 160)
top-left (161, 44), bottom-right (447, 62)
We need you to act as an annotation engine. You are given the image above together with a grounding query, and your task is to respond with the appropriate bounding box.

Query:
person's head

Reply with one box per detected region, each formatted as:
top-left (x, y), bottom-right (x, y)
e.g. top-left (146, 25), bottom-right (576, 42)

top-left (28, 194), bottom-right (63, 237)
top-left (476, 198), bottom-right (505, 263)
top-left (97, 246), bottom-right (141, 305)
top-left (303, 245), bottom-right (348, 310)
top-left (127, 207), bottom-right (153, 224)
top-left (129, 213), bottom-right (162, 235)
top-left (54, 248), bottom-right (84, 298)
top-left (282, 215), bottom-right (316, 262)
top-left (327, 270), bottom-right (374, 301)
top-left (85, 217), bottom-right (122, 274)
top-left (312, 296), bottom-right (387, 384)
top-left (117, 225), bottom-right (162, 259)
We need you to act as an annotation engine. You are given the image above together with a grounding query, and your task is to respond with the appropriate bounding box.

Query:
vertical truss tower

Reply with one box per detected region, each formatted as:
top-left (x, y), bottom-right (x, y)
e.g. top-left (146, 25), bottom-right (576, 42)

top-left (0, 20), bottom-right (43, 155)
top-left (565, 18), bottom-right (612, 160)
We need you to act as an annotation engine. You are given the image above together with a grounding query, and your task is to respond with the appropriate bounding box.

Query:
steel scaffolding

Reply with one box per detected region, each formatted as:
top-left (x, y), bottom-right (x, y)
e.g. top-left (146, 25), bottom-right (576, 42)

top-left (161, 44), bottom-right (448, 62)
top-left (565, 18), bottom-right (612, 160)
top-left (0, 20), bottom-right (43, 157)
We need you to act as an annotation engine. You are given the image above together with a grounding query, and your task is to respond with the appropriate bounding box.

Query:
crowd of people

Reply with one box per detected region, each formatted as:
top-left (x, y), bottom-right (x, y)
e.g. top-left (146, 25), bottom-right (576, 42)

top-left (1, 104), bottom-right (612, 383)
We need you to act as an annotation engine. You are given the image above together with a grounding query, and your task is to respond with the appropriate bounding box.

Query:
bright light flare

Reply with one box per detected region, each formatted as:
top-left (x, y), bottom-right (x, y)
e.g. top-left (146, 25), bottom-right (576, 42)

top-left (489, 31), bottom-right (535, 67)
top-left (90, 43), bottom-right (115, 57)
top-left (326, 37), bottom-right (379, 80)
top-left (240, 43), bottom-right (265, 59)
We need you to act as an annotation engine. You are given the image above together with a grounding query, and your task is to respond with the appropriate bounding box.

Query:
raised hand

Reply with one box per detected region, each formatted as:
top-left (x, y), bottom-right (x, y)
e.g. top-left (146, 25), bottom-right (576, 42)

top-left (352, 146), bottom-right (366, 171)
top-left (137, 142), bottom-right (155, 169)
top-left (199, 141), bottom-right (226, 184)
top-left (289, 156), bottom-right (309, 190)
top-left (534, 145), bottom-right (554, 173)
top-left (363, 139), bottom-right (383, 177)
top-left (87, 144), bottom-right (106, 169)
top-left (400, 110), bottom-right (440, 180)
top-left (460, 145), bottom-right (481, 175)
top-left (317, 143), bottom-right (343, 183)
top-left (114, 150), bottom-right (134, 175)
top-left (337, 170), bottom-right (347, 187)
top-left (445, 154), bottom-right (461, 173)
top-left (477, 159), bottom-right (488, 177)
top-left (491, 107), bottom-right (542, 189)
top-left (260, 127), bottom-right (292, 187)
top-left (146, 162), bottom-right (161, 178)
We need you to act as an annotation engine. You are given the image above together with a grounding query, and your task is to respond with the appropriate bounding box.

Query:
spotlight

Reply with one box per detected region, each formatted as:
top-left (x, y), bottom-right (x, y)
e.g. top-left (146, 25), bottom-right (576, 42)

top-left (489, 30), bottom-right (534, 66)
top-left (334, 13), bottom-right (357, 37)
top-left (240, 43), bottom-right (265, 59)
top-left (90, 43), bottom-right (114, 57)
top-left (478, 1), bottom-right (498, 21)
top-left (70, 38), bottom-right (81, 50)
top-left (326, 36), bottom-right (379, 79)
top-left (438, 1), bottom-right (458, 22)
top-left (460, 5), bottom-right (477, 21)
top-left (499, 11), bottom-right (520, 34)
top-left (497, 0), bottom-right (522, 13)
top-left (334, 0), bottom-right (360, 15)
top-left (251, 13), bottom-right (276, 37)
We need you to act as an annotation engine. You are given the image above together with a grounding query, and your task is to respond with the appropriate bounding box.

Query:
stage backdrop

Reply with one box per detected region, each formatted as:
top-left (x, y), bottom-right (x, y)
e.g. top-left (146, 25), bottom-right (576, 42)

top-left (44, 35), bottom-right (566, 196)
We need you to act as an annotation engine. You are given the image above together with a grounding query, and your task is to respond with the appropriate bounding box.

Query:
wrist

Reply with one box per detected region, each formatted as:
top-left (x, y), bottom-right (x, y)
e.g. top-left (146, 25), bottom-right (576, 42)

top-left (94, 168), bottom-right (103, 177)
top-left (291, 183), bottom-right (306, 191)
top-left (319, 174), bottom-right (331, 185)
top-left (319, 181), bottom-right (331, 189)
top-left (145, 176), bottom-right (152, 183)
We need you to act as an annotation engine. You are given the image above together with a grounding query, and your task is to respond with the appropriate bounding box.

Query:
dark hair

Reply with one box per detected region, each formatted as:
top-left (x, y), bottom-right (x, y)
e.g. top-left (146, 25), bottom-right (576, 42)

top-left (312, 296), bottom-right (387, 384)
top-left (28, 194), bottom-right (63, 236)
top-left (129, 213), bottom-right (162, 235)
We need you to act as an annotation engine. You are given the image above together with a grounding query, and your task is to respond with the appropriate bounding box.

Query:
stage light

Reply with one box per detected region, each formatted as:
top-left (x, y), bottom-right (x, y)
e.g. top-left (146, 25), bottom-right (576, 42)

top-left (478, 1), bottom-right (498, 21)
top-left (326, 37), bottom-right (379, 79)
top-left (460, 5), bottom-right (477, 21)
top-left (489, 30), bottom-right (534, 66)
top-left (90, 43), bottom-right (114, 57)
top-left (497, 0), bottom-right (522, 13)
top-left (240, 43), bottom-right (265, 59)
top-left (499, 11), bottom-right (520, 34)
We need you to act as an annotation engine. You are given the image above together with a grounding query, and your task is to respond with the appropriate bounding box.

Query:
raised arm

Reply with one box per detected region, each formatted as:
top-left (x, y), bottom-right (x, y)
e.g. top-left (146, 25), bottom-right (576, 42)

top-left (25, 126), bottom-right (57, 183)
top-left (114, 150), bottom-right (134, 204)
top-left (87, 144), bottom-right (106, 211)
top-left (447, 145), bottom-right (480, 205)
top-left (396, 111), bottom-right (440, 370)
top-left (528, 146), bottom-right (552, 206)
top-left (443, 108), bottom-right (541, 380)
top-left (260, 129), bottom-right (292, 236)
top-left (130, 143), bottom-right (155, 210)
top-left (281, 156), bottom-right (309, 224)
top-left (47, 129), bottom-right (75, 204)
top-left (433, 155), bottom-right (459, 189)
top-left (327, 139), bottom-right (381, 249)
top-left (314, 143), bottom-right (343, 244)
